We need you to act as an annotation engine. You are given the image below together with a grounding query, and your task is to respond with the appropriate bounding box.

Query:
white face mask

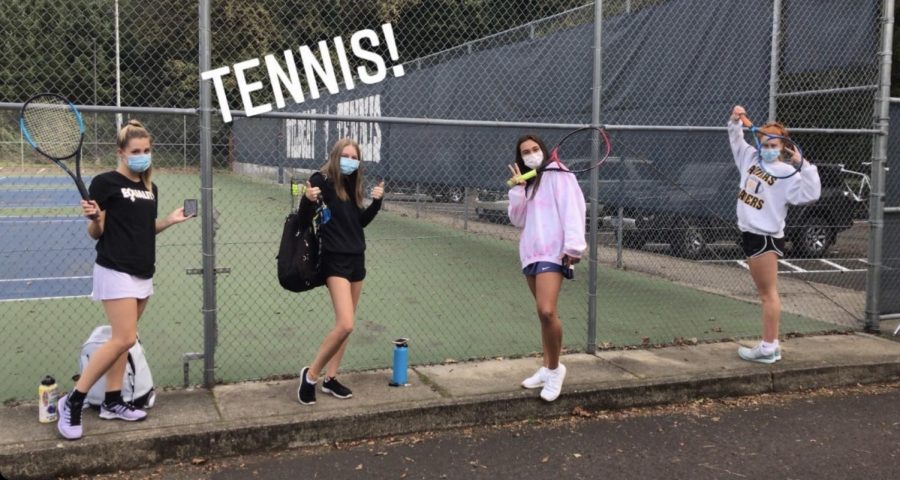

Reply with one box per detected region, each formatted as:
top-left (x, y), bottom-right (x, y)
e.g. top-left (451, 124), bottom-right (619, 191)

top-left (522, 152), bottom-right (543, 169)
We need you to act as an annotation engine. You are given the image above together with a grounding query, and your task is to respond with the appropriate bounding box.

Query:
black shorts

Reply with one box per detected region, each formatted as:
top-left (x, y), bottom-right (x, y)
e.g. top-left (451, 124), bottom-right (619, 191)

top-left (320, 252), bottom-right (366, 282)
top-left (740, 231), bottom-right (785, 258)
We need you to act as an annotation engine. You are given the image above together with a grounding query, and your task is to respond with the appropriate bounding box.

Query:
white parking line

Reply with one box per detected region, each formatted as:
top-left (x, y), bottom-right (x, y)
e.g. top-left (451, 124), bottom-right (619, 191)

top-left (819, 259), bottom-right (851, 272)
top-left (722, 259), bottom-right (866, 274)
top-left (778, 260), bottom-right (806, 272)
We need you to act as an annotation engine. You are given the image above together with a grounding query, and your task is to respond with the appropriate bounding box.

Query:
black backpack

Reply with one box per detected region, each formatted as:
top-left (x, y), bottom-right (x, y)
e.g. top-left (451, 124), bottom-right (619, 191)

top-left (277, 178), bottom-right (326, 292)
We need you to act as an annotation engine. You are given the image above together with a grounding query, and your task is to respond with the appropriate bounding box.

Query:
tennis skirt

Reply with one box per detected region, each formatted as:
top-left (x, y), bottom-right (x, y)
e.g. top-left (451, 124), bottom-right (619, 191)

top-left (91, 263), bottom-right (154, 301)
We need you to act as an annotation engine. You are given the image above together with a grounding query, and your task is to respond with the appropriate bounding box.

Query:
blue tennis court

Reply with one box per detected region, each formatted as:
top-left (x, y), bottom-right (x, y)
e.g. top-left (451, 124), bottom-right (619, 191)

top-left (0, 176), bottom-right (95, 301)
top-left (0, 175), bottom-right (92, 186)
top-left (0, 216), bottom-right (95, 301)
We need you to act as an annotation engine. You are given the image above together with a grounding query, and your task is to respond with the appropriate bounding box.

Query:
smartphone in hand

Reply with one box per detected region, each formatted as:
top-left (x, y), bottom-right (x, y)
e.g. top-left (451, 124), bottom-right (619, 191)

top-left (183, 198), bottom-right (198, 217)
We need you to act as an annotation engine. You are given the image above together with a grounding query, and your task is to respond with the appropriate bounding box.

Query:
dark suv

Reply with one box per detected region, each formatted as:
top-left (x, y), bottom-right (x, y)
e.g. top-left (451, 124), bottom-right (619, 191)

top-left (607, 161), bottom-right (866, 258)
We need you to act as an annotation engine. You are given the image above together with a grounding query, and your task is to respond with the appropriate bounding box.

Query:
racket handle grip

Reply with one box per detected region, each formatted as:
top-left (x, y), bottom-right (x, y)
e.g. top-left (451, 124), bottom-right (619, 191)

top-left (507, 169), bottom-right (537, 187)
top-left (75, 180), bottom-right (98, 220)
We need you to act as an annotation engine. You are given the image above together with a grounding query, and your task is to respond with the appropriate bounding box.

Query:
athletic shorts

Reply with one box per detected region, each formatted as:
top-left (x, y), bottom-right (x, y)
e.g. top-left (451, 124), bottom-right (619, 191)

top-left (522, 261), bottom-right (574, 280)
top-left (740, 231), bottom-right (785, 259)
top-left (91, 263), bottom-right (154, 301)
top-left (321, 252), bottom-right (366, 282)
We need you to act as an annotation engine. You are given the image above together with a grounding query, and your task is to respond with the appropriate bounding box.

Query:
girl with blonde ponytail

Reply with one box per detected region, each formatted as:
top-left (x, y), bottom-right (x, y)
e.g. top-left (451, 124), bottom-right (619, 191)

top-left (56, 120), bottom-right (194, 440)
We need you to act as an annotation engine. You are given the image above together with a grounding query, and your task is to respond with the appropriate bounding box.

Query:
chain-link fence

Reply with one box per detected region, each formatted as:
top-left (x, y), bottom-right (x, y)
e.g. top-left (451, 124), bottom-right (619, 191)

top-left (0, 0), bottom-right (892, 401)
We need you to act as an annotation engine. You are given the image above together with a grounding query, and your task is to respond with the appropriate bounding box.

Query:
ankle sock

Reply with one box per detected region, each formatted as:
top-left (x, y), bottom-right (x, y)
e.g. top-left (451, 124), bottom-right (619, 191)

top-left (68, 389), bottom-right (86, 406)
top-left (104, 390), bottom-right (122, 404)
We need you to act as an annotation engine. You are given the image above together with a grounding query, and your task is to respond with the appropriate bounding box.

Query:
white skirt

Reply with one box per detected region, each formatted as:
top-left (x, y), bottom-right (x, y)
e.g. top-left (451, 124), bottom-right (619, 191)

top-left (91, 263), bottom-right (154, 301)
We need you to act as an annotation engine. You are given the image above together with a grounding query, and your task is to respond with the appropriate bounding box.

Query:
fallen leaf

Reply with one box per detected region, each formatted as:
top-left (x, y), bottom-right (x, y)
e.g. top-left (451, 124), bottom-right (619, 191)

top-left (541, 455), bottom-right (550, 463)
top-left (191, 458), bottom-right (206, 465)
top-left (572, 406), bottom-right (592, 417)
top-left (355, 464), bottom-right (363, 471)
top-left (573, 453), bottom-right (582, 458)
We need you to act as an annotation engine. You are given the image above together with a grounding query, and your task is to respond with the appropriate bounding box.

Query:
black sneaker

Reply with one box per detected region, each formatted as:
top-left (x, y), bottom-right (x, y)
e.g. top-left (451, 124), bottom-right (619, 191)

top-left (297, 367), bottom-right (316, 405)
top-left (322, 376), bottom-right (353, 399)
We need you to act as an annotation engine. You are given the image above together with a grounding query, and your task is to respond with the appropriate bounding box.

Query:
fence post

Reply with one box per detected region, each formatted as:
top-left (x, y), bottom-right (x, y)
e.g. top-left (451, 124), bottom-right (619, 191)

top-left (198, 0), bottom-right (218, 387)
top-left (864, 0), bottom-right (894, 333)
top-left (768, 0), bottom-right (782, 122)
top-left (586, 0), bottom-right (604, 353)
top-left (616, 206), bottom-right (624, 269)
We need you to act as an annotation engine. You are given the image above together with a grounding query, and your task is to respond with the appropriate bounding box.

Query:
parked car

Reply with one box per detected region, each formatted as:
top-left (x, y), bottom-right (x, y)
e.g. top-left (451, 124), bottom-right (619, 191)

top-left (608, 162), bottom-right (867, 258)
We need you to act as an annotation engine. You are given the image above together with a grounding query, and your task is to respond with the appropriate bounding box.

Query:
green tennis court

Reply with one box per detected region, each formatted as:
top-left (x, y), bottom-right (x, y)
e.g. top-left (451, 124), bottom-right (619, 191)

top-left (0, 172), bottom-right (839, 402)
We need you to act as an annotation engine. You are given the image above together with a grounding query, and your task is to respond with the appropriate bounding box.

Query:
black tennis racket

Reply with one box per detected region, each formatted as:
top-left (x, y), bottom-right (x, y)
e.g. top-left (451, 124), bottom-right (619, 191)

top-left (740, 113), bottom-right (803, 180)
top-left (508, 126), bottom-right (612, 186)
top-left (19, 93), bottom-right (96, 218)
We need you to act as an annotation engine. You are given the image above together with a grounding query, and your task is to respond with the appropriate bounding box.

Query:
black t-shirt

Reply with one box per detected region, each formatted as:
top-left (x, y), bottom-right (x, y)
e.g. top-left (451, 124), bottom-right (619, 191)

top-left (88, 171), bottom-right (158, 278)
top-left (299, 172), bottom-right (381, 254)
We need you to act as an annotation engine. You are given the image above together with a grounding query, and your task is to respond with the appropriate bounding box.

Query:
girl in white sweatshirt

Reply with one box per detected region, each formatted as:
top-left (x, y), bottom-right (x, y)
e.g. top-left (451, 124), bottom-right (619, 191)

top-left (728, 105), bottom-right (821, 364)
top-left (508, 134), bottom-right (587, 401)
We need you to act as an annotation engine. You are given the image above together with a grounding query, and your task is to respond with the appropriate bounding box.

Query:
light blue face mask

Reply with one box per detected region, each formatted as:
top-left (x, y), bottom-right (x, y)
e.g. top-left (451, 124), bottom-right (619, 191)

top-left (759, 148), bottom-right (780, 164)
top-left (127, 154), bottom-right (152, 173)
top-left (339, 156), bottom-right (359, 175)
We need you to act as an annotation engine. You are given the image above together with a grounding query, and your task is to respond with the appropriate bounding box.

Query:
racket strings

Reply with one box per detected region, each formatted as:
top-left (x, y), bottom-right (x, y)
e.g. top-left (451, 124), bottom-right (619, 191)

top-left (22, 97), bottom-right (82, 159)
top-left (542, 127), bottom-right (611, 175)
top-left (751, 129), bottom-right (803, 180)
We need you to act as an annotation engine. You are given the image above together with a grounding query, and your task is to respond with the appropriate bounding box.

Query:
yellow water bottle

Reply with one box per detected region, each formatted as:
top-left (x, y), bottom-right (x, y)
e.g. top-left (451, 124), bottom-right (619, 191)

top-left (38, 375), bottom-right (58, 423)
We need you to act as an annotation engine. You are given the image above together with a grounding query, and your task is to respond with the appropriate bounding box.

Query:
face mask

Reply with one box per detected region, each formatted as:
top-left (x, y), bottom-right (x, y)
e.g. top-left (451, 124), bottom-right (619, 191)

top-left (127, 154), bottom-right (152, 173)
top-left (759, 148), bottom-right (780, 164)
top-left (339, 157), bottom-right (359, 175)
top-left (522, 152), bottom-right (543, 170)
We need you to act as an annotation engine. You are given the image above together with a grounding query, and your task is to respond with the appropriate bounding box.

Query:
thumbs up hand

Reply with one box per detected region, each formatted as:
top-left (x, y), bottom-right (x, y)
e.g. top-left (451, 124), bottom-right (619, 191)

top-left (371, 179), bottom-right (385, 200)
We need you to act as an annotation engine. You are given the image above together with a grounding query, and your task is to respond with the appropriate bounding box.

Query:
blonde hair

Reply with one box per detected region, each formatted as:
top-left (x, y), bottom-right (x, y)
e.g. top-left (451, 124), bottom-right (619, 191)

top-left (320, 138), bottom-right (363, 207)
top-left (117, 119), bottom-right (153, 191)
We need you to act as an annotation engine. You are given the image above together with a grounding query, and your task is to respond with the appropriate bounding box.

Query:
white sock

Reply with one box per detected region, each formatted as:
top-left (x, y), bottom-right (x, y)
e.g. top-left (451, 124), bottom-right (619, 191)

top-left (305, 373), bottom-right (317, 385)
top-left (760, 340), bottom-right (778, 353)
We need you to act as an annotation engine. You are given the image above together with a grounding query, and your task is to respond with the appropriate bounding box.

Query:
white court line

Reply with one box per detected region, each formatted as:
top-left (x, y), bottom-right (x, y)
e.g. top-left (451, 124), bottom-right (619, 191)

top-left (0, 275), bottom-right (91, 283)
top-left (819, 259), bottom-right (851, 272)
top-left (778, 260), bottom-right (806, 272)
top-left (0, 217), bottom-right (83, 224)
top-left (0, 294), bottom-right (90, 303)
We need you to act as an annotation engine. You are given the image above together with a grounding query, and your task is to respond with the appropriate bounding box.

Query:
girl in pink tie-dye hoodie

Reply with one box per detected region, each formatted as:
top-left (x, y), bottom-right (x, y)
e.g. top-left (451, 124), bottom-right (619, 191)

top-left (507, 134), bottom-right (586, 402)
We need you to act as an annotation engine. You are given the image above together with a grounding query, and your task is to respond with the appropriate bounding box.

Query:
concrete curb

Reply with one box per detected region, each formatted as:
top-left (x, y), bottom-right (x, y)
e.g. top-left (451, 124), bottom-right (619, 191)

top-left (3, 358), bottom-right (898, 479)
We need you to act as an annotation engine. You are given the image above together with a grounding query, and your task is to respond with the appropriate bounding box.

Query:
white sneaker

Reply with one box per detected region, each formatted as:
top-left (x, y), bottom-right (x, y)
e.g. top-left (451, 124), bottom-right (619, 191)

top-left (540, 364), bottom-right (567, 402)
top-left (738, 343), bottom-right (781, 364)
top-left (521, 367), bottom-right (548, 389)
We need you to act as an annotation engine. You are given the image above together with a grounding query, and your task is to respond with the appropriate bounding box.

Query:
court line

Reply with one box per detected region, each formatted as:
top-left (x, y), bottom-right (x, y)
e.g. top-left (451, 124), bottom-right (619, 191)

top-left (0, 217), bottom-right (84, 224)
top-left (0, 275), bottom-right (91, 283)
top-left (0, 294), bottom-right (90, 303)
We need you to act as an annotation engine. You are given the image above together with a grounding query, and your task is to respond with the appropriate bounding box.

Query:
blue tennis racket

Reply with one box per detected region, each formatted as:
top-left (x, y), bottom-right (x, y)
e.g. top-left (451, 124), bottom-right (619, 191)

top-left (19, 93), bottom-right (95, 213)
top-left (740, 113), bottom-right (804, 180)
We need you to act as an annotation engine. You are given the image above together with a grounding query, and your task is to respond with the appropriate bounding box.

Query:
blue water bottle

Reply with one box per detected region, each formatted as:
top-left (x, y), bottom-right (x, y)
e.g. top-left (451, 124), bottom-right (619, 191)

top-left (390, 338), bottom-right (409, 386)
